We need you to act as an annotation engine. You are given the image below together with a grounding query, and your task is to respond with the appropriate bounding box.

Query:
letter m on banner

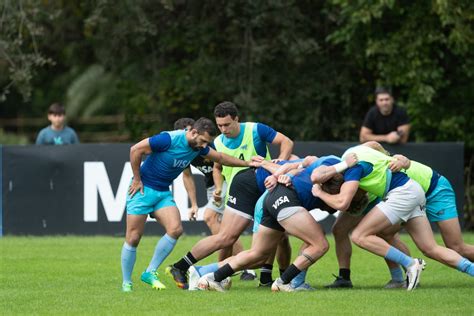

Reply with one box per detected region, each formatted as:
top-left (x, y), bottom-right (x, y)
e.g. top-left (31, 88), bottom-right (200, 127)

top-left (83, 162), bottom-right (132, 222)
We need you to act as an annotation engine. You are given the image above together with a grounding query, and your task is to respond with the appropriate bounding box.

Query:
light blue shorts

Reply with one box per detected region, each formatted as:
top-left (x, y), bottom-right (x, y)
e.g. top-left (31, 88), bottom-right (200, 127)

top-left (126, 185), bottom-right (176, 215)
top-left (426, 176), bottom-right (458, 222)
top-left (252, 191), bottom-right (268, 233)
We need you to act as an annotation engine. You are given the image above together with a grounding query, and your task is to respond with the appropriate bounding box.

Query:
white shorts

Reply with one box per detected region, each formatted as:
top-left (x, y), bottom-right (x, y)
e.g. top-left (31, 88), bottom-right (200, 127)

top-left (205, 182), bottom-right (227, 214)
top-left (376, 179), bottom-right (426, 225)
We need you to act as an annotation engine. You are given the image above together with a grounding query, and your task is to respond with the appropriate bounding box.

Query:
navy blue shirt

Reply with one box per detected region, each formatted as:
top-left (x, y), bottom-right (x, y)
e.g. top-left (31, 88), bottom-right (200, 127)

top-left (292, 156), bottom-right (340, 210)
top-left (255, 159), bottom-right (303, 193)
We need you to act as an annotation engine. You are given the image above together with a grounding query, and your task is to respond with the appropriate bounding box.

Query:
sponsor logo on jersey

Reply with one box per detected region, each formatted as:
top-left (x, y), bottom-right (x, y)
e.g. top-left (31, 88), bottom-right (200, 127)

top-left (273, 195), bottom-right (290, 209)
top-left (173, 159), bottom-right (190, 168)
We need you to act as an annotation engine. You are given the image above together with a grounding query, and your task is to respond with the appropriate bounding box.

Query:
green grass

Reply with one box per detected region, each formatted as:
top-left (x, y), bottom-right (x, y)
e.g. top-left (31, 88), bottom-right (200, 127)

top-left (1, 234), bottom-right (473, 315)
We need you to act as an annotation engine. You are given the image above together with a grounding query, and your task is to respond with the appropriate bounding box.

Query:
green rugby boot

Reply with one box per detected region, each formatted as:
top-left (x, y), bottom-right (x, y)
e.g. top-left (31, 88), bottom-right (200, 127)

top-left (141, 270), bottom-right (166, 290)
top-left (122, 282), bottom-right (133, 292)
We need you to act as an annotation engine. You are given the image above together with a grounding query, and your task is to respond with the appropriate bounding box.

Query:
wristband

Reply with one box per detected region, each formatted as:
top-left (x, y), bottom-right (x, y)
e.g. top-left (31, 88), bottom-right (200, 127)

top-left (334, 161), bottom-right (348, 173)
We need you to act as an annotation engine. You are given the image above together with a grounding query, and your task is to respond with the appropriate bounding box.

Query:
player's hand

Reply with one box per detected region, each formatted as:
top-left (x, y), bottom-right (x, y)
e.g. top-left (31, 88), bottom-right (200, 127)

top-left (278, 175), bottom-right (293, 187)
top-left (213, 189), bottom-right (222, 203)
top-left (389, 154), bottom-right (410, 172)
top-left (271, 159), bottom-right (282, 163)
top-left (264, 175), bottom-right (278, 191)
top-left (188, 205), bottom-right (198, 221)
top-left (344, 153), bottom-right (358, 168)
top-left (386, 131), bottom-right (401, 144)
top-left (128, 179), bottom-right (144, 197)
top-left (249, 155), bottom-right (265, 167)
top-left (311, 183), bottom-right (322, 197)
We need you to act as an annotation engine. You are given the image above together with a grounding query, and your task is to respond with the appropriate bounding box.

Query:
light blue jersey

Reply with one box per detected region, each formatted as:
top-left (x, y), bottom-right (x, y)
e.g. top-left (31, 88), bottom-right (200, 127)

top-left (140, 130), bottom-right (210, 191)
top-left (35, 126), bottom-right (79, 145)
top-left (127, 130), bottom-right (209, 215)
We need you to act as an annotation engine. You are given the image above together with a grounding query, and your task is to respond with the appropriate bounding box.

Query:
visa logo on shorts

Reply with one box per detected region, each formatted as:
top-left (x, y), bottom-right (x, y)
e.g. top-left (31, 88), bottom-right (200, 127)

top-left (173, 159), bottom-right (190, 168)
top-left (228, 195), bottom-right (237, 204)
top-left (272, 196), bottom-right (289, 209)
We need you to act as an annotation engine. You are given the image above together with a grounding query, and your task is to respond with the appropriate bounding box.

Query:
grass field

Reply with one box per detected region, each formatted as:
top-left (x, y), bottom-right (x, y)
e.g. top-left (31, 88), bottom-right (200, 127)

top-left (1, 233), bottom-right (473, 315)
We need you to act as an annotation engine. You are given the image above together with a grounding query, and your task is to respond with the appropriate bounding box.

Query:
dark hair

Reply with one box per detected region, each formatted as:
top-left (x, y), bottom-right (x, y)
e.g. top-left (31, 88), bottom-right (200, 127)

top-left (374, 87), bottom-right (392, 98)
top-left (48, 103), bottom-right (65, 115)
top-left (321, 173), bottom-right (344, 195)
top-left (193, 117), bottom-right (217, 136)
top-left (214, 101), bottom-right (238, 119)
top-left (347, 191), bottom-right (370, 216)
top-left (174, 117), bottom-right (195, 130)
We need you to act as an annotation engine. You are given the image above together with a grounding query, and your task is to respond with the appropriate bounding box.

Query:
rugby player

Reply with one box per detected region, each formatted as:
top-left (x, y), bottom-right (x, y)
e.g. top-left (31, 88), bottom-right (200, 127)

top-left (120, 118), bottom-right (262, 292)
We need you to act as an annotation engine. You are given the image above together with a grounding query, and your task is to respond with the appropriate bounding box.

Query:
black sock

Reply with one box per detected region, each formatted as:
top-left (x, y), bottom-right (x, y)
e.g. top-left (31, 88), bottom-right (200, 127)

top-left (339, 268), bottom-right (351, 281)
top-left (279, 268), bottom-right (286, 277)
top-left (214, 264), bottom-right (235, 282)
top-left (280, 264), bottom-right (301, 284)
top-left (259, 264), bottom-right (273, 284)
top-left (173, 252), bottom-right (197, 272)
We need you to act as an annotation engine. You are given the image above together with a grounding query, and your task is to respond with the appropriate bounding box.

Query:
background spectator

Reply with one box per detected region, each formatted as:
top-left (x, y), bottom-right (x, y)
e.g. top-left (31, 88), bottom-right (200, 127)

top-left (35, 103), bottom-right (79, 145)
top-left (359, 87), bottom-right (410, 144)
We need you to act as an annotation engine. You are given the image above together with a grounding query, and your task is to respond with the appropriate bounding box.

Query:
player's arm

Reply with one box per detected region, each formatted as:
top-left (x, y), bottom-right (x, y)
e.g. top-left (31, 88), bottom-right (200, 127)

top-left (271, 132), bottom-right (294, 160)
top-left (389, 154), bottom-right (411, 172)
top-left (212, 162), bottom-right (224, 203)
top-left (128, 138), bottom-right (153, 197)
top-left (272, 155), bottom-right (317, 177)
top-left (259, 159), bottom-right (284, 174)
top-left (397, 124), bottom-right (410, 144)
top-left (204, 148), bottom-right (263, 168)
top-left (362, 141), bottom-right (410, 172)
top-left (310, 154), bottom-right (358, 184)
top-left (182, 167), bottom-right (198, 220)
top-left (312, 180), bottom-right (360, 212)
top-left (277, 167), bottom-right (305, 187)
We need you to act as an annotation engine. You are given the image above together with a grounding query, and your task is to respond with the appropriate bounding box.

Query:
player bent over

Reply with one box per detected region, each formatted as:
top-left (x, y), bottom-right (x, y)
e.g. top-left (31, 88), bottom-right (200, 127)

top-left (120, 118), bottom-right (262, 292)
top-left (312, 145), bottom-right (474, 291)
top-left (197, 154), bottom-right (358, 292)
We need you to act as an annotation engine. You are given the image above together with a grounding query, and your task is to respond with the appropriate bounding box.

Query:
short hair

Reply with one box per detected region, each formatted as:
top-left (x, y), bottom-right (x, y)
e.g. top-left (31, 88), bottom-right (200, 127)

top-left (321, 173), bottom-right (344, 194)
top-left (347, 192), bottom-right (370, 216)
top-left (374, 87), bottom-right (392, 98)
top-left (174, 117), bottom-right (195, 130)
top-left (193, 117), bottom-right (217, 136)
top-left (48, 103), bottom-right (65, 115)
top-left (214, 101), bottom-right (238, 119)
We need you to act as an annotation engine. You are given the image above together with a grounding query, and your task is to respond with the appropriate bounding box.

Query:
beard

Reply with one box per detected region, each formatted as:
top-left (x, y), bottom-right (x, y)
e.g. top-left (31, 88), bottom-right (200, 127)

top-left (188, 139), bottom-right (202, 151)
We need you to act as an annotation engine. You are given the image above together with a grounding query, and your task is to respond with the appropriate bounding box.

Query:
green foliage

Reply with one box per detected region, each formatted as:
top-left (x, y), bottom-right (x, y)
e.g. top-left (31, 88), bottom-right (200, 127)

top-left (0, 0), bottom-right (472, 149)
top-left (326, 0), bottom-right (474, 147)
top-left (0, 128), bottom-right (29, 145)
